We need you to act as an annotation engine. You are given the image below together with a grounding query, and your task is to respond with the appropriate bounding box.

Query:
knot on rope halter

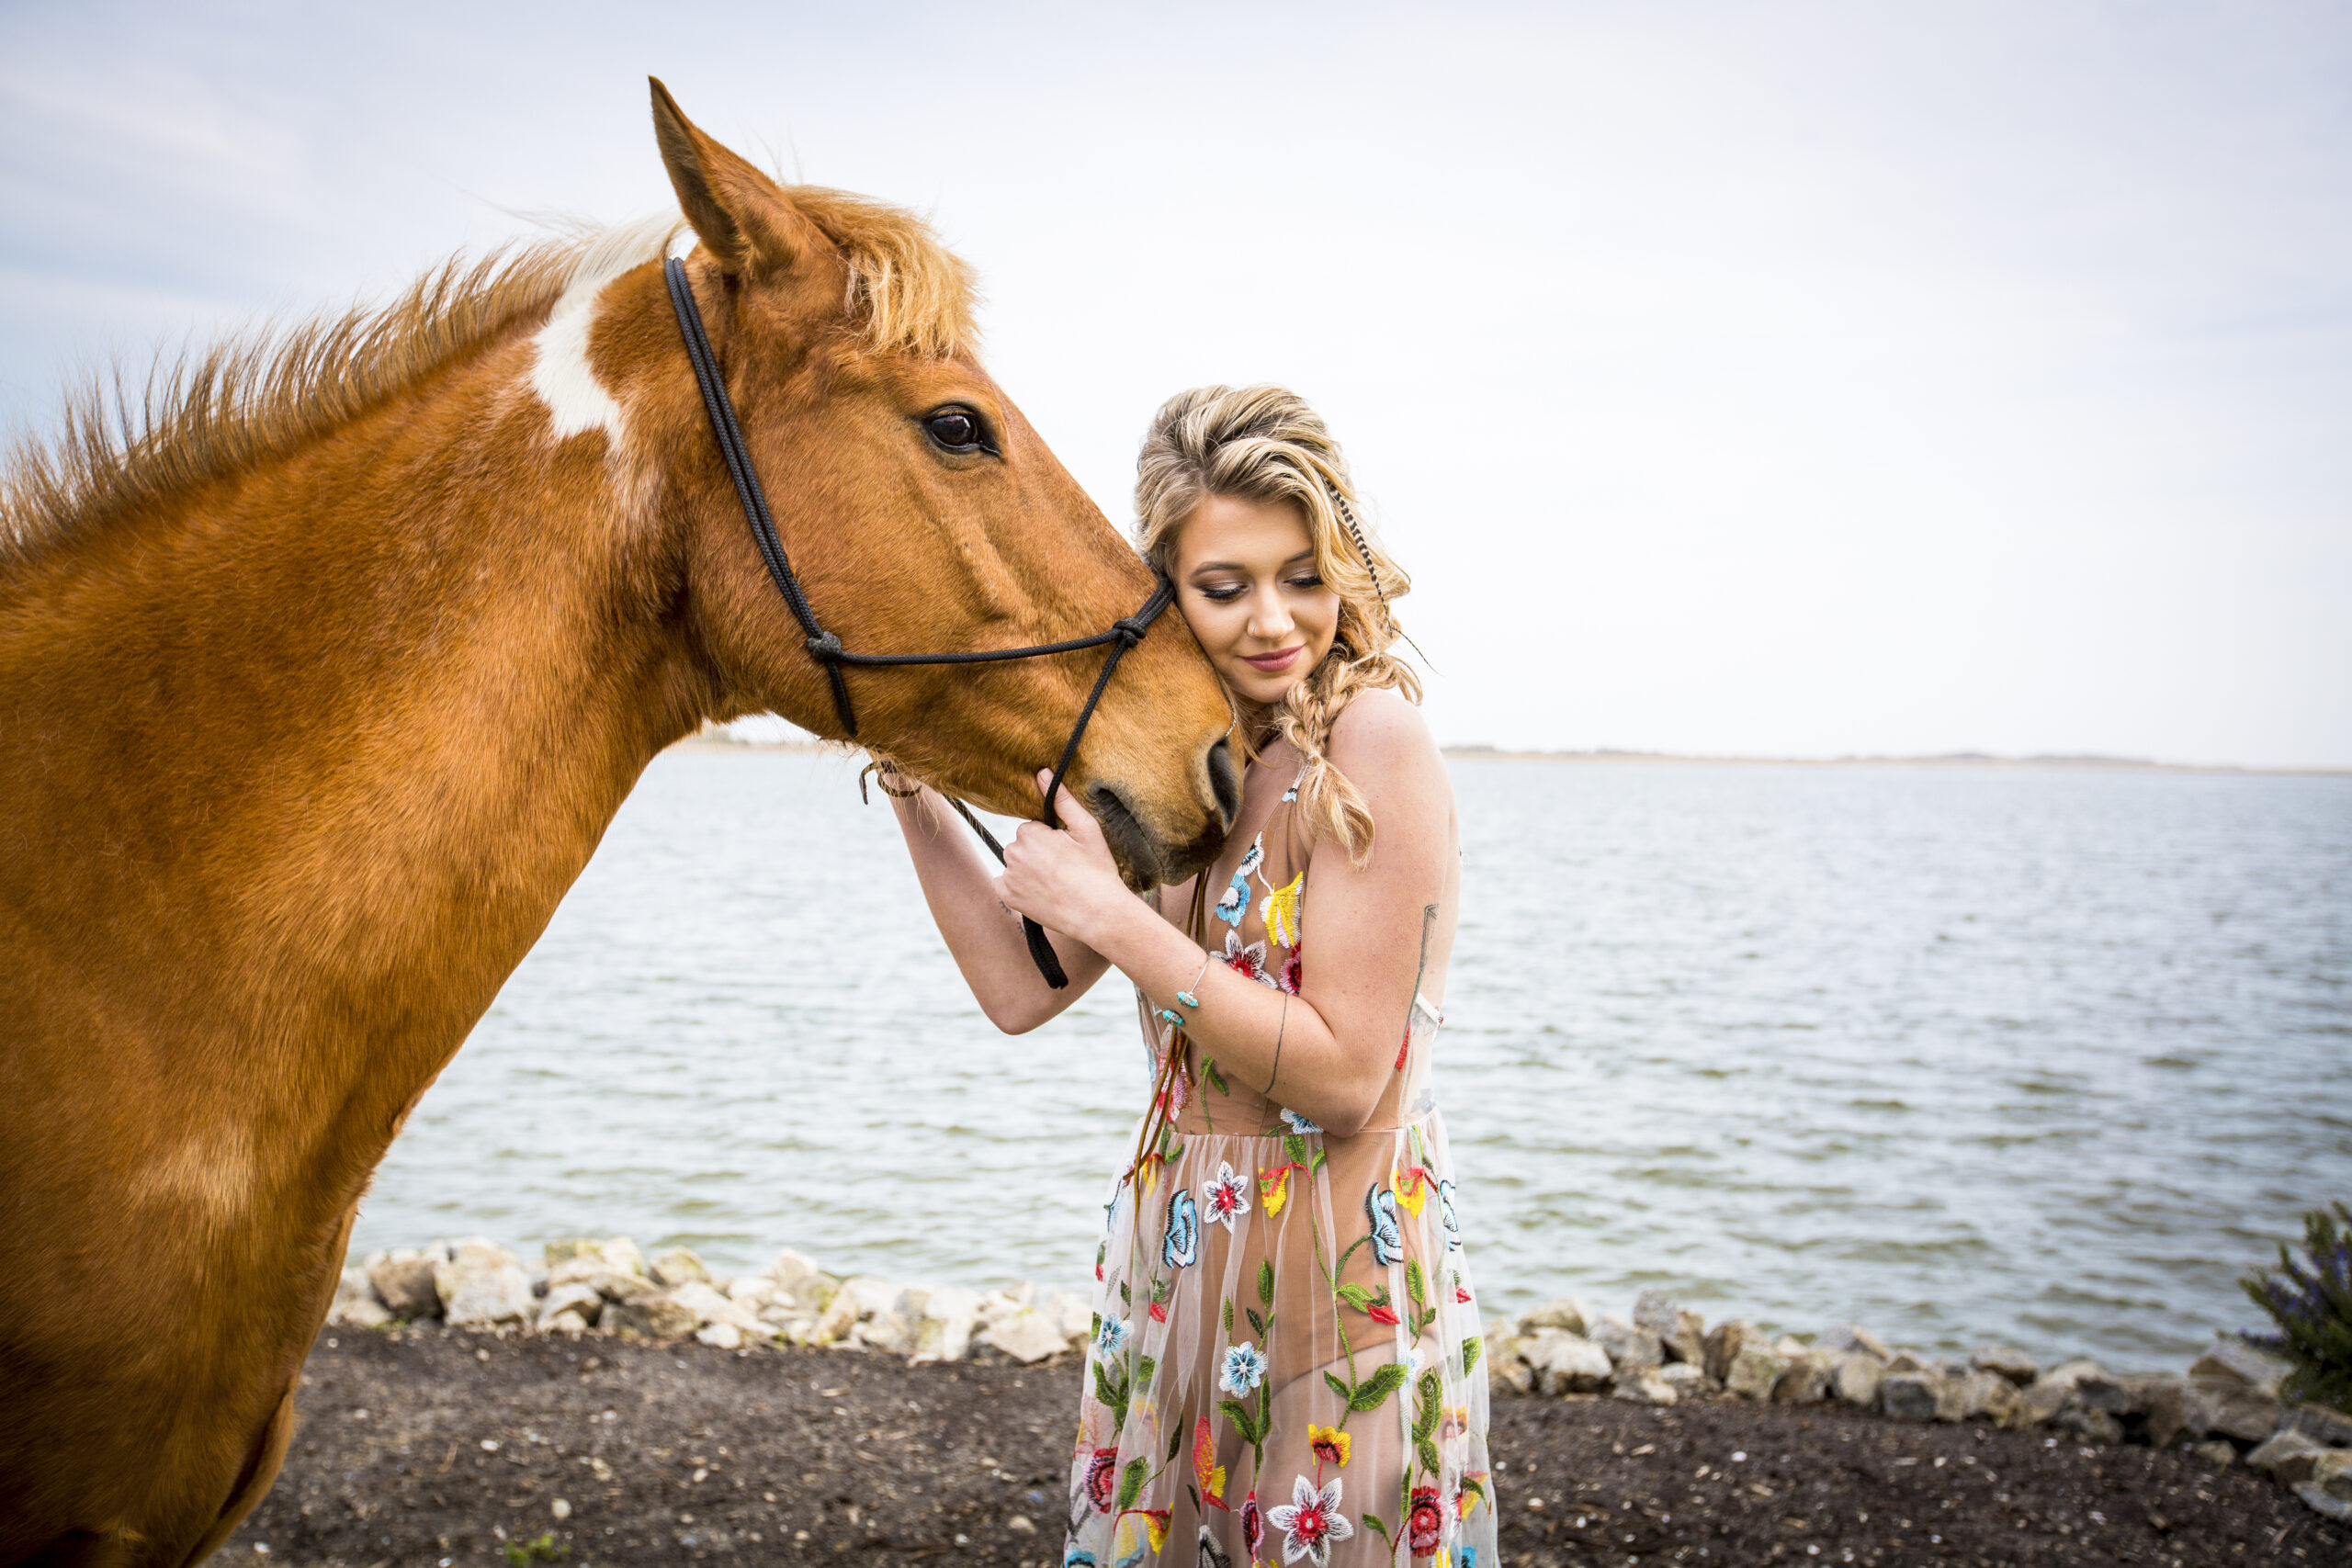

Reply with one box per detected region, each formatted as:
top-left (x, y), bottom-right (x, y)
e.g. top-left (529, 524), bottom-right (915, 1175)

top-left (805, 631), bottom-right (845, 662)
top-left (1112, 615), bottom-right (1152, 648)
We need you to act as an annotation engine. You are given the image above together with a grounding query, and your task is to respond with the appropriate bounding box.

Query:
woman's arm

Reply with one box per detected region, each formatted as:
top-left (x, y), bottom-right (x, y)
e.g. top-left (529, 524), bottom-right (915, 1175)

top-left (887, 780), bottom-right (1116, 1033)
top-left (1001, 690), bottom-right (1454, 1135)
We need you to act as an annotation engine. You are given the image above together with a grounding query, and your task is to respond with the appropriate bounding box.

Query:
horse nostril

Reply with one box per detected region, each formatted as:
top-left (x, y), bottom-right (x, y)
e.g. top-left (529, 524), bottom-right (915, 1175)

top-left (1089, 784), bottom-right (1157, 887)
top-left (1205, 738), bottom-right (1240, 829)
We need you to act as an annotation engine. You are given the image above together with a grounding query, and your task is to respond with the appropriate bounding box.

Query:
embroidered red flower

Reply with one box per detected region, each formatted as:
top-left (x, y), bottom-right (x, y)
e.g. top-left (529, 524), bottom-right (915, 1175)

top-left (1240, 1490), bottom-right (1264, 1559)
top-left (1085, 1447), bottom-right (1119, 1513)
top-left (1148, 1299), bottom-right (1168, 1323)
top-left (1454, 1284), bottom-right (1474, 1303)
top-left (1367, 1303), bottom-right (1400, 1325)
top-left (1408, 1483), bottom-right (1445, 1555)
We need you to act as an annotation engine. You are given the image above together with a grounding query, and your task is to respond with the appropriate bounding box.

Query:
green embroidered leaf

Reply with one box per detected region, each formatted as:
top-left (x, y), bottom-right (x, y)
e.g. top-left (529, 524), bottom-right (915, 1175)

top-left (1417, 1436), bottom-right (1442, 1477)
top-left (1116, 1457), bottom-right (1148, 1512)
top-left (1246, 1307), bottom-right (1265, 1338)
top-left (1348, 1361), bottom-right (1409, 1412)
top-left (1257, 1258), bottom-right (1274, 1307)
top-left (1218, 1398), bottom-right (1261, 1447)
top-left (1283, 1133), bottom-right (1309, 1166)
top-left (1323, 1371), bottom-right (1352, 1404)
top-left (1459, 1474), bottom-right (1488, 1510)
top-left (1222, 1298), bottom-right (1234, 1336)
top-left (1091, 1312), bottom-right (1102, 1340)
top-left (1118, 1281), bottom-right (1132, 1309)
top-left (1363, 1511), bottom-right (1391, 1546)
top-left (1311, 1146), bottom-right (1329, 1173)
top-left (1334, 1282), bottom-right (1375, 1313)
top-left (1406, 1258), bottom-right (1429, 1306)
top-left (1460, 1335), bottom-right (1484, 1377)
top-left (1204, 1058), bottom-right (1228, 1095)
top-left (1413, 1371), bottom-right (1442, 1438)
top-left (1185, 1482), bottom-right (1200, 1511)
top-left (1170, 1424), bottom-right (1188, 1464)
top-left (1091, 1360), bottom-right (1120, 1407)
top-left (1136, 1356), bottom-right (1157, 1392)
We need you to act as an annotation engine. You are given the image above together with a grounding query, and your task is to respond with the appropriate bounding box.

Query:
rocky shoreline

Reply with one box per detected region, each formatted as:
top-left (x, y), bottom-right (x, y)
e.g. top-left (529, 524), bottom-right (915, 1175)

top-left (332, 1235), bottom-right (2352, 1533)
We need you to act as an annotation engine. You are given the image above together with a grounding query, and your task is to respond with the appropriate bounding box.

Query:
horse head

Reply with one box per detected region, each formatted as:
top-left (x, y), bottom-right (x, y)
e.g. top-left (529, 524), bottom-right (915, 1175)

top-left (639, 81), bottom-right (1238, 886)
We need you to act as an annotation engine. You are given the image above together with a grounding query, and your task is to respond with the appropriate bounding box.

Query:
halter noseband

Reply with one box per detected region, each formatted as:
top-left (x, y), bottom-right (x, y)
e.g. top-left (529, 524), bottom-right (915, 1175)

top-left (664, 255), bottom-right (1175, 988)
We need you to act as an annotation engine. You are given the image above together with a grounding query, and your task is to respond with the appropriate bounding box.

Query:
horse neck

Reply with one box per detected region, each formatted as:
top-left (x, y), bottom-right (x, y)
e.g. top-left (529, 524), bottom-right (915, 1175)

top-left (0, 330), bottom-right (711, 1237)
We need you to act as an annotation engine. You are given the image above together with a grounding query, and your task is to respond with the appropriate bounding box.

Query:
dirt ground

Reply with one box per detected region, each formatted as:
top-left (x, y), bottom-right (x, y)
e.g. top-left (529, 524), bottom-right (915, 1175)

top-left (223, 1327), bottom-right (2344, 1567)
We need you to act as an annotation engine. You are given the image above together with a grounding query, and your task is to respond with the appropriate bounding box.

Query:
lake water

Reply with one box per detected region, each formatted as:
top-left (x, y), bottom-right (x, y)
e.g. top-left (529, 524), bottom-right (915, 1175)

top-left (354, 751), bottom-right (2352, 1369)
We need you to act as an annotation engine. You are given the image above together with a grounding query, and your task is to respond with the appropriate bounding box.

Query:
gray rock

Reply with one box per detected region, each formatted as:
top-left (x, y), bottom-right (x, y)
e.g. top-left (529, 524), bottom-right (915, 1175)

top-left (649, 1248), bottom-right (710, 1289)
top-left (1487, 1338), bottom-right (1537, 1397)
top-left (1590, 1317), bottom-right (1663, 1374)
top-left (1830, 1352), bottom-right (1887, 1409)
top-left (2245, 1429), bottom-right (2329, 1486)
top-left (2039, 1358), bottom-right (2107, 1390)
top-left (1817, 1322), bottom-right (1890, 1361)
top-left (2187, 1340), bottom-right (2291, 1399)
top-left (2183, 1375), bottom-right (2282, 1443)
top-left (436, 1241), bottom-right (534, 1328)
top-left (367, 1253), bottom-right (440, 1319)
top-left (1724, 1345), bottom-right (1790, 1401)
top-left (914, 1286), bottom-right (983, 1363)
top-left (2307, 1450), bottom-right (2352, 1502)
top-left (2294, 1482), bottom-right (2352, 1524)
top-left (1883, 1350), bottom-right (1932, 1375)
top-left (1957, 1369), bottom-right (2026, 1427)
top-left (1633, 1292), bottom-right (1706, 1366)
top-left (761, 1248), bottom-right (823, 1302)
top-left (2018, 1375), bottom-right (2080, 1427)
top-left (1611, 1366), bottom-right (1679, 1404)
top-left (2286, 1403), bottom-right (2352, 1447)
top-left (607, 1290), bottom-right (700, 1340)
top-left (666, 1280), bottom-right (758, 1334)
top-left (1882, 1371), bottom-right (1966, 1423)
top-left (544, 1238), bottom-right (653, 1303)
top-left (327, 1268), bottom-right (391, 1329)
top-left (2188, 1438), bottom-right (2237, 1468)
top-left (695, 1322), bottom-right (745, 1350)
top-left (978, 1308), bottom-right (1068, 1365)
top-left (1521, 1297), bottom-right (1591, 1337)
top-left (1658, 1362), bottom-right (1715, 1397)
top-left (1772, 1353), bottom-right (1831, 1405)
top-left (1045, 1290), bottom-right (1095, 1346)
top-left (2075, 1369), bottom-right (2151, 1416)
top-left (1968, 1346), bottom-right (2039, 1387)
top-left (813, 1276), bottom-right (901, 1344)
top-left (536, 1282), bottom-right (604, 1333)
top-left (2137, 1375), bottom-right (2188, 1450)
top-left (2053, 1404), bottom-right (2125, 1444)
top-left (1525, 1330), bottom-right (1613, 1396)
top-left (1703, 1321), bottom-right (1762, 1383)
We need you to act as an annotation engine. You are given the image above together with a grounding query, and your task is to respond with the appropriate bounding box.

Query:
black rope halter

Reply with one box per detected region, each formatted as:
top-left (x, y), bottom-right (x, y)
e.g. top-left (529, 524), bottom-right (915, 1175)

top-left (664, 255), bottom-right (1175, 988)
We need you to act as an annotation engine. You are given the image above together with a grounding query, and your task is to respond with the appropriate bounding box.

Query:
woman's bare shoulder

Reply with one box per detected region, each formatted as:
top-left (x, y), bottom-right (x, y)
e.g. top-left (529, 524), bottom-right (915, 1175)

top-left (1328, 687), bottom-right (1443, 784)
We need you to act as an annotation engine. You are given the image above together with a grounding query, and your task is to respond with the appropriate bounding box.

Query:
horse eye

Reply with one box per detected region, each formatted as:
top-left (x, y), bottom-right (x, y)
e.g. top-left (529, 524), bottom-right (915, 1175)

top-left (924, 409), bottom-right (985, 452)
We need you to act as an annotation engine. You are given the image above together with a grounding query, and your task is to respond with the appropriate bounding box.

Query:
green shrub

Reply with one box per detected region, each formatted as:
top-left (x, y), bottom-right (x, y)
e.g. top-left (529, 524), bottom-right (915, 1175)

top-left (2241, 1200), bottom-right (2352, 1409)
top-left (503, 1533), bottom-right (568, 1566)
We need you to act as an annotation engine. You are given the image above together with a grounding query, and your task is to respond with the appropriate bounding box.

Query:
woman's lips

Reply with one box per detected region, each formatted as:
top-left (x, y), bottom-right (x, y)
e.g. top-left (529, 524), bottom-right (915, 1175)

top-left (1241, 646), bottom-right (1304, 673)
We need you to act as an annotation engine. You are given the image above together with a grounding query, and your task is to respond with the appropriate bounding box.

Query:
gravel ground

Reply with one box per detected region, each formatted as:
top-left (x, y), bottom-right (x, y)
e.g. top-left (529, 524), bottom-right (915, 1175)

top-left (221, 1328), bottom-right (2346, 1566)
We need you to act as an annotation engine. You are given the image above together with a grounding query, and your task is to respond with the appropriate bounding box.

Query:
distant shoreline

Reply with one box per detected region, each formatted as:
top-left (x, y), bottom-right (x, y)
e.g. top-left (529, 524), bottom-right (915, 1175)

top-left (668, 730), bottom-right (2346, 777)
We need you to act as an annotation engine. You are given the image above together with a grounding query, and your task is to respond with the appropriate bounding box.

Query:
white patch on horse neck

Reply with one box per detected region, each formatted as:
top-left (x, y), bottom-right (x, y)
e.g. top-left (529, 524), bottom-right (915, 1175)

top-left (529, 218), bottom-right (682, 448)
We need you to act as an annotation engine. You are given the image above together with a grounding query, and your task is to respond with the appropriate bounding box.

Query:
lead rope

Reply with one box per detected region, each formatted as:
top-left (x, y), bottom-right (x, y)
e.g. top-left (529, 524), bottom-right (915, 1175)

top-left (664, 255), bottom-right (1176, 988)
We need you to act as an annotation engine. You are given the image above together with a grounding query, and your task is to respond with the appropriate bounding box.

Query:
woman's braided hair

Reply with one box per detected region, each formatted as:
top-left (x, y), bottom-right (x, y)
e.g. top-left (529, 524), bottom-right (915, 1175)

top-left (1135, 385), bottom-right (1420, 867)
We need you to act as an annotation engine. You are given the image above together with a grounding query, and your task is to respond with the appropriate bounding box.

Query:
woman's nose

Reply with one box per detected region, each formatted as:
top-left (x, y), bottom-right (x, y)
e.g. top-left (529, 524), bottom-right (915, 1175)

top-left (1248, 587), bottom-right (1295, 640)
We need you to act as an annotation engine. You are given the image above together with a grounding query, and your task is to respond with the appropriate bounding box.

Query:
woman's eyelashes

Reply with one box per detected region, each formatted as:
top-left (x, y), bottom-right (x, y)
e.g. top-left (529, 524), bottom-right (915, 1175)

top-left (1193, 574), bottom-right (1325, 604)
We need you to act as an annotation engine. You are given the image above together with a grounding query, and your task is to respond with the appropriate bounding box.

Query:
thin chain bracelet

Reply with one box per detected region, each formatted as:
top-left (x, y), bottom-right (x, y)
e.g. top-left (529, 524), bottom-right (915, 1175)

top-left (1158, 954), bottom-right (1214, 1032)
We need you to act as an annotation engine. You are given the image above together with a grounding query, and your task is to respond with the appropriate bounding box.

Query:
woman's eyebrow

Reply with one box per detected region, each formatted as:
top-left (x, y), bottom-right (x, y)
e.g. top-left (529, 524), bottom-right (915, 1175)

top-left (1188, 550), bottom-right (1317, 575)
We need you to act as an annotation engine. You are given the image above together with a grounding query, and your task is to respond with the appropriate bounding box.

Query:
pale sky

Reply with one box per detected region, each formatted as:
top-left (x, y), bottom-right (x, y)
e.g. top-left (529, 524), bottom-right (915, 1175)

top-left (4, 1), bottom-right (2346, 767)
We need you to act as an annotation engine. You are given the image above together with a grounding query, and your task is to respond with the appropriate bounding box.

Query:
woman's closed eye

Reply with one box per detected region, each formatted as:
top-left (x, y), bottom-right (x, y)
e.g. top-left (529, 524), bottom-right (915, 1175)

top-left (1196, 573), bottom-right (1325, 604)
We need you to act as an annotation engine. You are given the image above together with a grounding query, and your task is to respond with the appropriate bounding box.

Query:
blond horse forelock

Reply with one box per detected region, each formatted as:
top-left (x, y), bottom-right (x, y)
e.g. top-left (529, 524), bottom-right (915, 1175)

top-left (1, 188), bottom-right (976, 567)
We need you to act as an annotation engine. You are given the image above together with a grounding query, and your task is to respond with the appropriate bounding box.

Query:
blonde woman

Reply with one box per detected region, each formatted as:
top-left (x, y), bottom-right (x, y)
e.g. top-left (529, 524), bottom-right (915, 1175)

top-left (882, 386), bottom-right (1493, 1567)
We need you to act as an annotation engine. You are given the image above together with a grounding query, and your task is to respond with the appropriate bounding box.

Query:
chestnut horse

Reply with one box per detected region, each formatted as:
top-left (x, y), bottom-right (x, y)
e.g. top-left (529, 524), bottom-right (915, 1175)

top-left (0, 82), bottom-right (1236, 1566)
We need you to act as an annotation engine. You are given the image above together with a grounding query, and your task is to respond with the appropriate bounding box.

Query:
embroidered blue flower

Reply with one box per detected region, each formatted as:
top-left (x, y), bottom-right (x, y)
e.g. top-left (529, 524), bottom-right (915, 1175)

top-left (1062, 1549), bottom-right (1098, 1568)
top-left (1364, 1185), bottom-right (1404, 1266)
top-left (1438, 1178), bottom-right (1462, 1250)
top-left (1095, 1316), bottom-right (1129, 1357)
top-left (1213, 836), bottom-right (1264, 928)
top-left (1280, 1108), bottom-right (1322, 1135)
top-left (1163, 1187), bottom-right (1199, 1269)
top-left (1219, 1339), bottom-right (1269, 1395)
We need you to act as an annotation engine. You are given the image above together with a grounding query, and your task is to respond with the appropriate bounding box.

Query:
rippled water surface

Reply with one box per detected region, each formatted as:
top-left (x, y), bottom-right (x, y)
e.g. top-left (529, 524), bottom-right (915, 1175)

top-left (356, 752), bottom-right (2352, 1367)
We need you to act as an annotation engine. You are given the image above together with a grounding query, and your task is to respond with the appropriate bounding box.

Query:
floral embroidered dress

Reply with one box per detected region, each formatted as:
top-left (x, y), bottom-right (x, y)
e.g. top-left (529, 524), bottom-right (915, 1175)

top-left (1064, 774), bottom-right (1496, 1568)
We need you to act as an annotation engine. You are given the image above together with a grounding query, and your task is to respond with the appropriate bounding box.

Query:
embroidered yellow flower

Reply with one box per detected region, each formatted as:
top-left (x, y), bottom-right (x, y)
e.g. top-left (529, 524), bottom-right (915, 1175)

top-left (1260, 872), bottom-right (1303, 949)
top-left (1115, 1508), bottom-right (1170, 1556)
top-left (1258, 1162), bottom-right (1299, 1218)
top-left (1394, 1162), bottom-right (1432, 1217)
top-left (1308, 1424), bottom-right (1351, 1468)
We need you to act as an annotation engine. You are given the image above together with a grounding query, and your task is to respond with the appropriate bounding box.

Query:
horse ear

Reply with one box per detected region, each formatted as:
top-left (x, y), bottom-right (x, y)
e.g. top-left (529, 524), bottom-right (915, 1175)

top-left (648, 77), bottom-right (824, 277)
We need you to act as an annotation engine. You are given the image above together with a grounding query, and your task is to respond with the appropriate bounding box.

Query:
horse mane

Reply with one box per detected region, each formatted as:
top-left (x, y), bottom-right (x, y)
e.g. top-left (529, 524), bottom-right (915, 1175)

top-left (2, 190), bottom-right (978, 564)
